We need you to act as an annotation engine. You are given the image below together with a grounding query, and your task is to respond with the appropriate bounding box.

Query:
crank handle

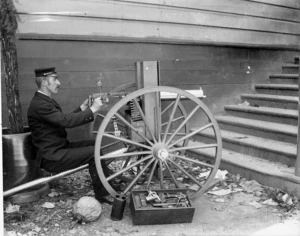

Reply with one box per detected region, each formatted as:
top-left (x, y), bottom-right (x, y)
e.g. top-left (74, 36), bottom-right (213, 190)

top-left (88, 93), bottom-right (109, 107)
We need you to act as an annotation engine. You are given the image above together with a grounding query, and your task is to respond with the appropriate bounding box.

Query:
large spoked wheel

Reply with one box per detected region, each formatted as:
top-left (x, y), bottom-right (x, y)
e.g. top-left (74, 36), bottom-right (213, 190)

top-left (94, 86), bottom-right (222, 199)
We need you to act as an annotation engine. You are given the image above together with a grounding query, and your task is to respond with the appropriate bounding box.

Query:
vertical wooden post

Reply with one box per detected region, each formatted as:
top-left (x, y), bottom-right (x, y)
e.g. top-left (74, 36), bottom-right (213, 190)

top-left (296, 56), bottom-right (300, 176)
top-left (135, 61), bottom-right (160, 140)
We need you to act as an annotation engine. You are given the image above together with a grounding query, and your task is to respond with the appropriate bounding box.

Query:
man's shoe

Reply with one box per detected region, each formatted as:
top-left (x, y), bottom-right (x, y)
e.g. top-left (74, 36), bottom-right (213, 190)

top-left (96, 195), bottom-right (115, 205)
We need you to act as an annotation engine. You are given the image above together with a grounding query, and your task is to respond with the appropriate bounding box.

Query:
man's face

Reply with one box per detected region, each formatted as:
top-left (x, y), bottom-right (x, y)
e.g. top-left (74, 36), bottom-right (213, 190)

top-left (45, 74), bottom-right (60, 94)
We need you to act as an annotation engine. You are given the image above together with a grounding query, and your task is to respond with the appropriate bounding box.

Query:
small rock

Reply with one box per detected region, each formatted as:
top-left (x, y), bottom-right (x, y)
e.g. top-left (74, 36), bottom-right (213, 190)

top-left (27, 231), bottom-right (38, 236)
top-left (106, 227), bottom-right (115, 232)
top-left (254, 191), bottom-right (263, 197)
top-left (69, 229), bottom-right (78, 234)
top-left (293, 197), bottom-right (298, 204)
top-left (5, 203), bottom-right (20, 213)
top-left (282, 194), bottom-right (293, 205)
top-left (33, 226), bottom-right (41, 233)
top-left (48, 191), bottom-right (59, 197)
top-left (208, 188), bottom-right (232, 196)
top-left (42, 202), bottom-right (55, 209)
top-left (262, 198), bottom-right (278, 206)
top-left (6, 231), bottom-right (17, 236)
top-left (248, 201), bottom-right (262, 209)
top-left (212, 206), bottom-right (225, 211)
top-left (215, 198), bottom-right (225, 203)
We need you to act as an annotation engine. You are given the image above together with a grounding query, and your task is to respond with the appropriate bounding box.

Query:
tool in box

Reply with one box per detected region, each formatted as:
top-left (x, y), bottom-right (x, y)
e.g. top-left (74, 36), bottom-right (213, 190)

top-left (130, 189), bottom-right (195, 225)
top-left (134, 190), bottom-right (191, 208)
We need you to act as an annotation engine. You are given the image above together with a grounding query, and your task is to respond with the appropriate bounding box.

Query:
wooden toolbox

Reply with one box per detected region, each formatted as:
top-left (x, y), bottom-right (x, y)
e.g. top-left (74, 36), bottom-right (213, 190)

top-left (129, 189), bottom-right (195, 225)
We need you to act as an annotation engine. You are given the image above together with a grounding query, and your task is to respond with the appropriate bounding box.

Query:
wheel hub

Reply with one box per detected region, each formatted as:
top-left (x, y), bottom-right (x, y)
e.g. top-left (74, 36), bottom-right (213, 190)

top-left (157, 149), bottom-right (169, 159)
top-left (153, 144), bottom-right (169, 161)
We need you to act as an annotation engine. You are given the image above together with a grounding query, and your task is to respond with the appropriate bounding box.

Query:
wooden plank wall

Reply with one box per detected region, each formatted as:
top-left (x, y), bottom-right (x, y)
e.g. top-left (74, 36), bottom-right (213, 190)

top-left (14, 0), bottom-right (300, 48)
top-left (1, 0), bottom-right (300, 139)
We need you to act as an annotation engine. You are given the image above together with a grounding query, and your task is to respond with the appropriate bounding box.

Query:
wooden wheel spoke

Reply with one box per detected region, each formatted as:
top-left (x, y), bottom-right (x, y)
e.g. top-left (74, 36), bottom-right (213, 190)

top-left (106, 155), bottom-right (153, 181)
top-left (171, 143), bottom-right (218, 152)
top-left (100, 150), bottom-right (151, 160)
top-left (101, 141), bottom-right (124, 150)
top-left (161, 101), bottom-right (175, 115)
top-left (159, 160), bottom-right (164, 188)
top-left (146, 159), bottom-right (159, 189)
top-left (162, 132), bottom-right (186, 137)
top-left (162, 94), bottom-right (181, 142)
top-left (155, 91), bottom-right (162, 142)
top-left (133, 97), bottom-right (157, 143)
top-left (170, 153), bottom-right (215, 169)
top-left (97, 113), bottom-right (126, 128)
top-left (123, 159), bottom-right (155, 194)
top-left (166, 104), bottom-right (201, 145)
top-left (168, 123), bottom-right (213, 148)
top-left (161, 115), bottom-right (185, 127)
top-left (114, 112), bottom-right (154, 147)
top-left (103, 133), bottom-right (151, 150)
top-left (164, 161), bottom-right (179, 188)
top-left (168, 158), bottom-right (203, 188)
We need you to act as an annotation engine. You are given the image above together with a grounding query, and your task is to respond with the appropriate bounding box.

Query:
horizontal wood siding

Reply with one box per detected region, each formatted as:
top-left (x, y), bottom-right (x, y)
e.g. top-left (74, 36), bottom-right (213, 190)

top-left (2, 41), bottom-right (299, 132)
top-left (2, 0), bottom-right (299, 139)
top-left (14, 0), bottom-right (300, 49)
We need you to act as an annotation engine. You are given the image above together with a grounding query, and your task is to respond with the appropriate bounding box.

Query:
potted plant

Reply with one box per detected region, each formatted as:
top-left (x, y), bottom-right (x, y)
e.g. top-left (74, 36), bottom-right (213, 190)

top-left (1, 0), bottom-right (49, 202)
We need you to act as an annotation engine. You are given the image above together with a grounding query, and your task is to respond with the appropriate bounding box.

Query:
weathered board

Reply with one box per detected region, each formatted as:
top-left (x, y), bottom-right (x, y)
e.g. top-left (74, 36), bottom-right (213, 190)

top-left (14, 0), bottom-right (300, 49)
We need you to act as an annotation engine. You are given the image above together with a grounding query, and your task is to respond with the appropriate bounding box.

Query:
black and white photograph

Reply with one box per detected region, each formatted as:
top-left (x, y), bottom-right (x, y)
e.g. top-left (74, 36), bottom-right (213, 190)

top-left (1, 0), bottom-right (300, 235)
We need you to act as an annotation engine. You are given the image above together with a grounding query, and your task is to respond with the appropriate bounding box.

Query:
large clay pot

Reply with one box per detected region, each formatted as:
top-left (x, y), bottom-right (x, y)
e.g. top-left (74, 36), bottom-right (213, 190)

top-left (2, 131), bottom-right (49, 203)
top-left (2, 132), bottom-right (38, 190)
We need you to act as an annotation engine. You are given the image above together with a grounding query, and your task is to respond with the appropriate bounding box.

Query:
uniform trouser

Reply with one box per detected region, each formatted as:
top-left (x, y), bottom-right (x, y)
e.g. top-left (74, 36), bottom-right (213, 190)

top-left (40, 140), bottom-right (110, 197)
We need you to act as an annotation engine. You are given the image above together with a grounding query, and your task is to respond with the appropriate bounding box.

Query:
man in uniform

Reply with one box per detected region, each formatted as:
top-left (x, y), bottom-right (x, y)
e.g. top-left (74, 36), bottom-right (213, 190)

top-left (27, 67), bottom-right (114, 204)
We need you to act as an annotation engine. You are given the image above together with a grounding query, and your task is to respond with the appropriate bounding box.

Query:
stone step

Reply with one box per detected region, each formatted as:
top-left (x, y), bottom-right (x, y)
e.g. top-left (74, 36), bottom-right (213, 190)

top-left (186, 140), bottom-right (300, 198)
top-left (282, 63), bottom-right (299, 74)
top-left (193, 128), bottom-right (296, 166)
top-left (224, 105), bottom-right (298, 125)
top-left (215, 115), bottom-right (297, 144)
top-left (269, 74), bottom-right (298, 84)
top-left (241, 93), bottom-right (298, 110)
top-left (255, 83), bottom-right (298, 96)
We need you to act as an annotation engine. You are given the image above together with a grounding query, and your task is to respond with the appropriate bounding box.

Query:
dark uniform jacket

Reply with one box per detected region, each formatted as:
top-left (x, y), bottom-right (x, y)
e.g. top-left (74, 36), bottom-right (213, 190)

top-left (27, 92), bottom-right (94, 165)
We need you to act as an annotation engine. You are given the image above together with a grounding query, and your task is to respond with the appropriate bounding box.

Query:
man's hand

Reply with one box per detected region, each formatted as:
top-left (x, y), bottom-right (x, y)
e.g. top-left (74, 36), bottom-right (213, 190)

top-left (90, 97), bottom-right (103, 114)
top-left (80, 99), bottom-right (89, 111)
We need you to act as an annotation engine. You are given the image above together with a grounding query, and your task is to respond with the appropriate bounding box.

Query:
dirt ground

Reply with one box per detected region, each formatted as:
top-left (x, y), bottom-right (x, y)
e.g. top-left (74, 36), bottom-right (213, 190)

top-left (3, 169), bottom-right (300, 236)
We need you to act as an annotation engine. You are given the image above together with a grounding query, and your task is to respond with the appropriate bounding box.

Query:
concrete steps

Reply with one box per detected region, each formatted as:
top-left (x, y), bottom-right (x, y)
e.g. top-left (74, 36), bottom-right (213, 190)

top-left (187, 57), bottom-right (300, 197)
top-left (224, 105), bottom-right (298, 125)
top-left (282, 63), bottom-right (299, 74)
top-left (216, 115), bottom-right (297, 144)
top-left (255, 84), bottom-right (298, 96)
top-left (269, 74), bottom-right (298, 84)
top-left (193, 128), bottom-right (296, 166)
top-left (241, 94), bottom-right (298, 109)
top-left (186, 140), bottom-right (300, 198)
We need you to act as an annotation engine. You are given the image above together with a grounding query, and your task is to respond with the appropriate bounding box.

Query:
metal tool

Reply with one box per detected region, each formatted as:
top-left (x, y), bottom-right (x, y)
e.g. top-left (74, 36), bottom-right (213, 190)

top-left (146, 190), bottom-right (161, 202)
top-left (152, 202), bottom-right (188, 208)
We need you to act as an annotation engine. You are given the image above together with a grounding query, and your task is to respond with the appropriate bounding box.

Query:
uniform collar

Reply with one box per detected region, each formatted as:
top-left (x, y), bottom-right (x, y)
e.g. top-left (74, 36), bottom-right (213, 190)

top-left (35, 91), bottom-right (61, 109)
top-left (35, 91), bottom-right (53, 102)
top-left (37, 90), bottom-right (50, 97)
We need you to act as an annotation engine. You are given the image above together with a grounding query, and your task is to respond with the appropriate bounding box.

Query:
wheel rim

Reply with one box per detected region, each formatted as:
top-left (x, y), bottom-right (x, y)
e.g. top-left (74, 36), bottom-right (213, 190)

top-left (94, 86), bottom-right (222, 199)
